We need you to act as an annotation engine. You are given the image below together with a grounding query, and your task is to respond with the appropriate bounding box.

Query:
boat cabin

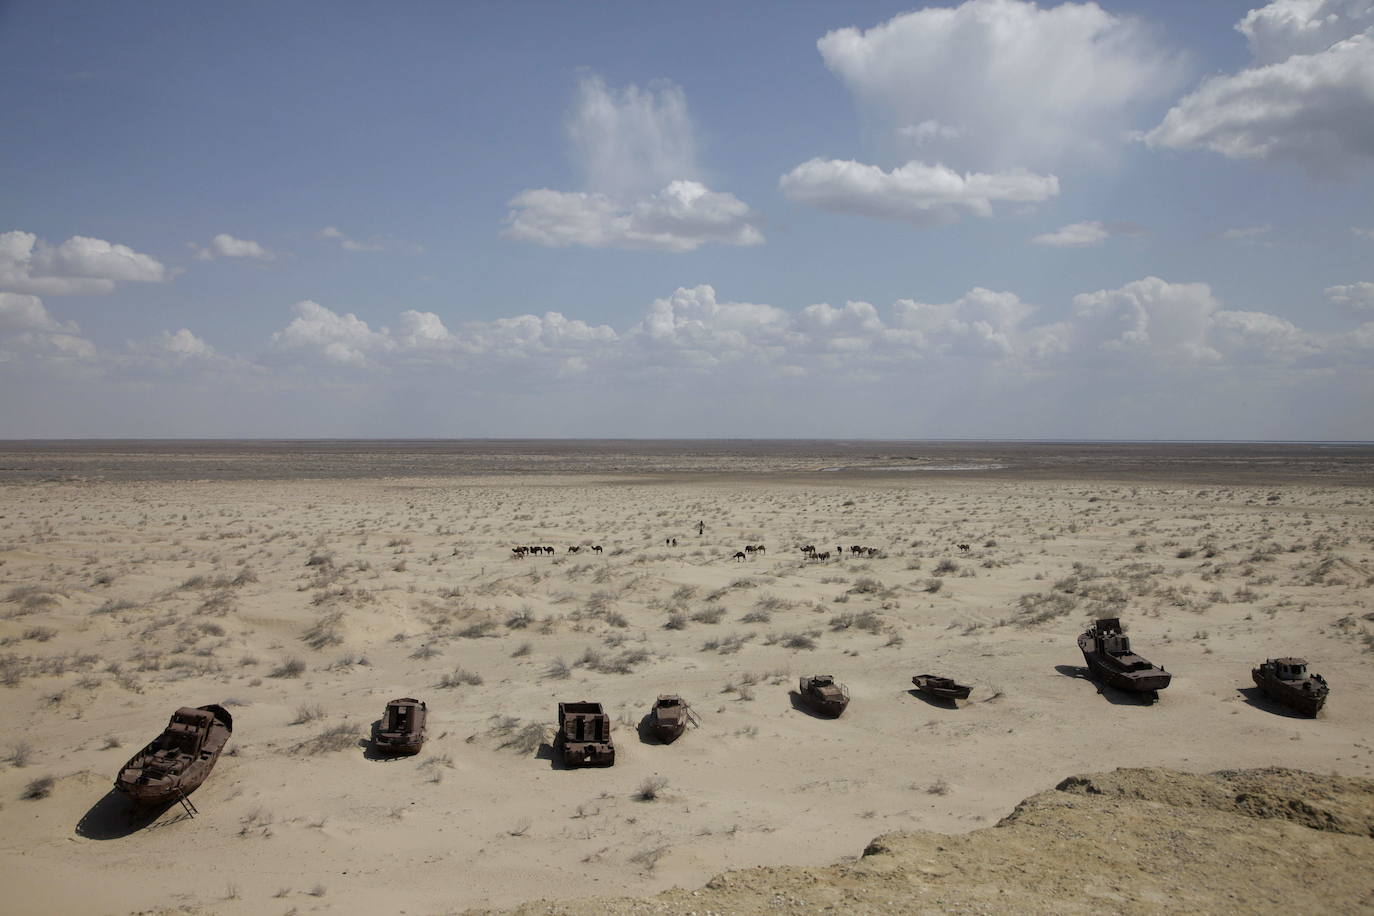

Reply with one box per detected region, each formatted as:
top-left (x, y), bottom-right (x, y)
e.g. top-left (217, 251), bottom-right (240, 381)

top-left (1271, 657), bottom-right (1308, 680)
top-left (385, 699), bottom-right (421, 732)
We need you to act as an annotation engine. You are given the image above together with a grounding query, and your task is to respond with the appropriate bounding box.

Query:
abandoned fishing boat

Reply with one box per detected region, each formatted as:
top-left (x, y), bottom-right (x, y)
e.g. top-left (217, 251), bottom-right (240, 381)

top-left (1077, 618), bottom-right (1171, 696)
top-left (557, 701), bottom-right (615, 767)
top-left (115, 704), bottom-right (233, 806)
top-left (648, 694), bottom-right (698, 743)
top-left (798, 675), bottom-right (849, 717)
top-left (1252, 657), bottom-right (1328, 717)
top-left (911, 674), bottom-right (972, 702)
top-left (374, 697), bottom-right (427, 754)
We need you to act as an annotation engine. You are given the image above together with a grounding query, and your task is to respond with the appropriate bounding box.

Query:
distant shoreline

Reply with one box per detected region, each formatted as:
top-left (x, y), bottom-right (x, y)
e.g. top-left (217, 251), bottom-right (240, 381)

top-left (2, 439), bottom-right (1372, 485)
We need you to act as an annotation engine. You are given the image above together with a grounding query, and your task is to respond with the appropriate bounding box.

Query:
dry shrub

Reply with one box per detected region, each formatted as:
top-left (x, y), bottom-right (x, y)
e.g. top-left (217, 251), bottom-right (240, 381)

top-left (295, 722), bottom-right (356, 755)
top-left (302, 612), bottom-right (345, 649)
top-left (438, 667), bottom-right (483, 688)
top-left (270, 657), bottom-right (307, 678)
top-left (634, 776), bottom-right (669, 801)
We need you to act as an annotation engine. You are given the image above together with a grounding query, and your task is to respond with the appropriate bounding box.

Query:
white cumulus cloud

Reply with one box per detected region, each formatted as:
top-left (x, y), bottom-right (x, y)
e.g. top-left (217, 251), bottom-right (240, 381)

top-left (317, 226), bottom-right (389, 253)
top-left (1071, 277), bottom-right (1223, 363)
top-left (1326, 280), bottom-right (1374, 308)
top-left (269, 300), bottom-right (392, 368)
top-left (1031, 221), bottom-right (1111, 247)
top-left (196, 233), bottom-right (274, 261)
top-left (505, 75), bottom-right (764, 251)
top-left (506, 181), bottom-right (763, 252)
top-left (779, 158), bottom-right (1058, 224)
top-left (1238, 0), bottom-right (1374, 64)
top-left (817, 0), bottom-right (1184, 169)
top-left (0, 230), bottom-right (166, 295)
top-left (0, 291), bottom-right (95, 360)
top-left (1148, 1), bottom-right (1374, 171)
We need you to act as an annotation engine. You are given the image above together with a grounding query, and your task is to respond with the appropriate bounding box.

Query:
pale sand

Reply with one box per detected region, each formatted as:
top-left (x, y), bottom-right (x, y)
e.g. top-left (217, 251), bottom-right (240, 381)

top-left (1, 464), bottom-right (1372, 913)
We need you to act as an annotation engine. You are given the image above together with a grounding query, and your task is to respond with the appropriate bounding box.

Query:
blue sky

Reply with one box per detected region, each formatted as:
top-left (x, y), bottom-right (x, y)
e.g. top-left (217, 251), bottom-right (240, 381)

top-left (2, 0), bottom-right (1372, 438)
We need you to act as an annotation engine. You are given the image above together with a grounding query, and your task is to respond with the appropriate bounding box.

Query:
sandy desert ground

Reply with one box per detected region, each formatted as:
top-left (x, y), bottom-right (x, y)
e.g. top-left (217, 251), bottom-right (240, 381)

top-left (1, 443), bottom-right (1372, 914)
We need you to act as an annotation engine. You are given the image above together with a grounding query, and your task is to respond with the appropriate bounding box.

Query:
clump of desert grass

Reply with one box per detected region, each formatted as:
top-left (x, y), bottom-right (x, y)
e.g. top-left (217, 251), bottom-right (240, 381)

top-left (633, 776), bottom-right (669, 801)
top-left (294, 722), bottom-right (357, 755)
top-left (438, 667), bottom-right (483, 688)
top-left (270, 657), bottom-right (307, 678)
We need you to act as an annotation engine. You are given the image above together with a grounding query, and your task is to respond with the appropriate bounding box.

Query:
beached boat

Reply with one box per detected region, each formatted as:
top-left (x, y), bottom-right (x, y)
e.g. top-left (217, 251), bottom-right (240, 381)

top-left (374, 697), bottom-right (427, 754)
top-left (115, 704), bottom-right (232, 806)
top-left (911, 674), bottom-right (972, 702)
top-left (648, 694), bottom-right (698, 743)
top-left (1252, 657), bottom-right (1328, 717)
top-left (1077, 618), bottom-right (1171, 696)
top-left (558, 701), bottom-right (615, 767)
top-left (798, 675), bottom-right (849, 717)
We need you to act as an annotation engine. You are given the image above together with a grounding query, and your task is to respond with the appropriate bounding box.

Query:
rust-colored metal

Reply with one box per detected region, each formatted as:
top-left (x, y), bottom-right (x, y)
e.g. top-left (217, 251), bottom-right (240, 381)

top-left (911, 674), bottom-right (972, 702)
top-left (557, 701), bottom-right (615, 767)
top-left (648, 694), bottom-right (698, 743)
top-left (115, 704), bottom-right (233, 806)
top-left (1253, 657), bottom-right (1328, 717)
top-left (1078, 618), bottom-right (1171, 697)
top-left (375, 697), bottom-right (427, 754)
top-left (798, 675), bottom-right (849, 717)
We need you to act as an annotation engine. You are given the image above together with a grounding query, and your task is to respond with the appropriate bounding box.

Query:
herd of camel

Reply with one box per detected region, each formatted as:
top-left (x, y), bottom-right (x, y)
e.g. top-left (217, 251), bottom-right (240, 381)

top-left (511, 544), bottom-right (603, 558)
top-left (508, 540), bottom-right (960, 563)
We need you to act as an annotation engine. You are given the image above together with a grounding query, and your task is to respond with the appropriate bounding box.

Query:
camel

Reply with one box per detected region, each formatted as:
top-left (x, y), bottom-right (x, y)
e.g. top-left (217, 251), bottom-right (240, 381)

top-left (592, 545), bottom-right (603, 554)
top-left (733, 551), bottom-right (747, 561)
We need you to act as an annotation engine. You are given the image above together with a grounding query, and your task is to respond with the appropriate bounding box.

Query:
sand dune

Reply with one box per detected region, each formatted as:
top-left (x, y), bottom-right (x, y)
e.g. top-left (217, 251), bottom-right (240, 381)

top-left (1, 448), bottom-right (1372, 913)
top-left (484, 766), bottom-right (1374, 914)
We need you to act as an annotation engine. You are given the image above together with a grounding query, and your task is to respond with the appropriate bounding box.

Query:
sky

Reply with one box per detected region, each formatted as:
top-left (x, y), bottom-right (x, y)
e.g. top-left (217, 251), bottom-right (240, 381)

top-left (2, 0), bottom-right (1372, 439)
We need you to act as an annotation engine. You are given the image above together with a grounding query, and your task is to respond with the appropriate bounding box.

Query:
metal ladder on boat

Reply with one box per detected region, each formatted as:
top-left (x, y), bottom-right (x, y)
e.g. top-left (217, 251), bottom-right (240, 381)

top-left (175, 788), bottom-right (198, 818)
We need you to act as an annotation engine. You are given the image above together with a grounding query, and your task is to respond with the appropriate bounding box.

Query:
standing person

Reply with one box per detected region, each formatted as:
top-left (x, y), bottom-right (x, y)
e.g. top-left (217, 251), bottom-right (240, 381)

top-left (697, 520), bottom-right (705, 536)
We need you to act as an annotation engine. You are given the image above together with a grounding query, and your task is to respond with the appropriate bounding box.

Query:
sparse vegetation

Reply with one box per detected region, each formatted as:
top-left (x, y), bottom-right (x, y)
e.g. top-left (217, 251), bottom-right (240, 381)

top-left (634, 776), bottom-right (669, 801)
top-left (270, 657), bottom-right (307, 678)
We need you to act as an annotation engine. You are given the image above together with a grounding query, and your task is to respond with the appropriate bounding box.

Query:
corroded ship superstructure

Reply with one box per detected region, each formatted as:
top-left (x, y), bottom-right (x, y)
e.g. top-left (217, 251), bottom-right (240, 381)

top-left (648, 694), bottom-right (698, 743)
top-left (1077, 618), bottom-right (1171, 696)
top-left (798, 675), bottom-right (849, 717)
top-left (115, 704), bottom-right (233, 806)
top-left (557, 701), bottom-right (615, 767)
top-left (1252, 657), bottom-right (1328, 717)
top-left (911, 674), bottom-right (972, 702)
top-left (375, 697), bottom-right (427, 754)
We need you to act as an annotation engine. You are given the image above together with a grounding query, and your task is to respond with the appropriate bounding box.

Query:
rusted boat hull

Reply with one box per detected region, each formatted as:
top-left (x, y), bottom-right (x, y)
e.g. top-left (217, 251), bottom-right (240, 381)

top-left (1079, 641), bottom-right (1172, 693)
top-left (374, 735), bottom-right (424, 755)
top-left (798, 676), bottom-right (849, 717)
top-left (911, 676), bottom-right (972, 701)
top-left (560, 739), bottom-right (615, 767)
top-left (806, 698), bottom-right (848, 717)
top-left (115, 704), bottom-right (232, 806)
top-left (1252, 669), bottom-right (1327, 717)
top-left (558, 700), bottom-right (615, 767)
top-left (650, 718), bottom-right (686, 743)
top-left (375, 698), bottom-right (427, 755)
